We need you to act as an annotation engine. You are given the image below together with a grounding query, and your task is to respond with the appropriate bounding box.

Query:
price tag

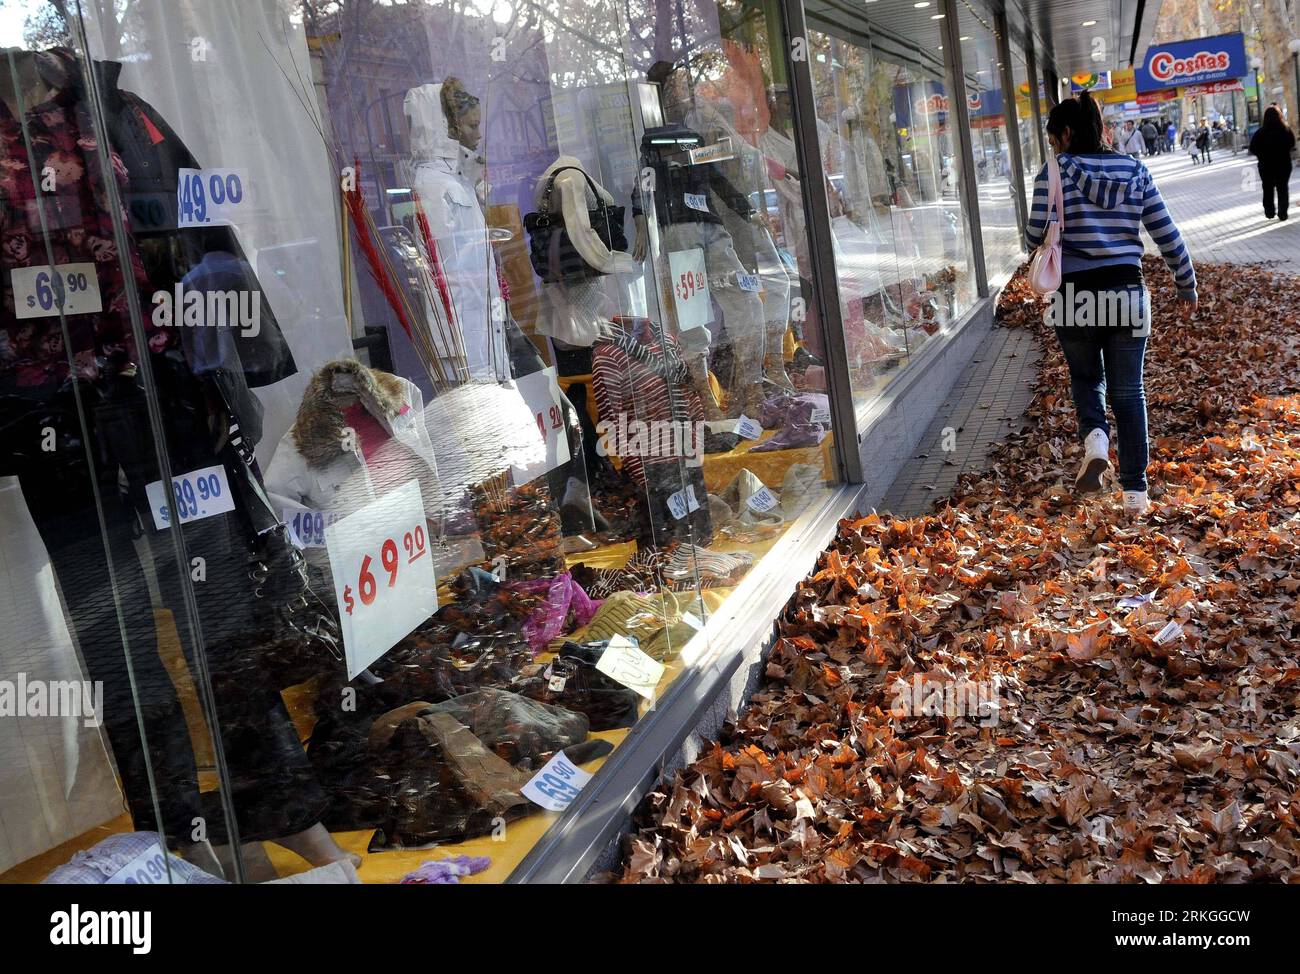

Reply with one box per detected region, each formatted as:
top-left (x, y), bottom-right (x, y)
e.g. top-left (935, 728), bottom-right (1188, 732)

top-left (682, 611), bottom-right (705, 631)
top-left (11, 263), bottom-right (102, 320)
top-left (737, 273), bottom-right (762, 292)
top-left (666, 483), bottom-right (700, 520)
top-left (596, 635), bottom-right (665, 699)
top-left (177, 167), bottom-right (248, 228)
top-left (688, 138), bottom-right (734, 164)
top-left (810, 407), bottom-right (832, 425)
top-left (510, 366), bottom-right (571, 486)
top-left (746, 485), bottom-right (780, 513)
top-left (145, 464), bottom-right (235, 530)
top-left (283, 506), bottom-right (345, 549)
top-left (683, 192), bottom-right (710, 213)
top-left (735, 414), bottom-right (762, 440)
top-left (668, 248), bottom-right (712, 331)
top-left (521, 751), bottom-right (593, 812)
top-left (1153, 620), bottom-right (1184, 645)
top-left (326, 479), bottom-right (438, 679)
top-left (105, 841), bottom-right (188, 885)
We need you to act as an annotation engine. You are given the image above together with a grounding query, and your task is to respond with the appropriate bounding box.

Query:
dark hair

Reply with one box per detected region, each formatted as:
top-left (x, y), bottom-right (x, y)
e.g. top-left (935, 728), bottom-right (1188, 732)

top-left (1045, 90), bottom-right (1106, 153)
top-left (1263, 105), bottom-right (1291, 133)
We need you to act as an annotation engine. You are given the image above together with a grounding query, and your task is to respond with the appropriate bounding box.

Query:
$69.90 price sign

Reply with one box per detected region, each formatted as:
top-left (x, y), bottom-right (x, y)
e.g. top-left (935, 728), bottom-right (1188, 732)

top-left (326, 479), bottom-right (437, 678)
top-left (12, 262), bottom-right (103, 320)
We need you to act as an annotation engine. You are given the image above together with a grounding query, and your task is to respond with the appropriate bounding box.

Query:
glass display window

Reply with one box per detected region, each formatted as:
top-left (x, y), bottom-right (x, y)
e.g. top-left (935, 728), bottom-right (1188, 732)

top-left (0, 0), bottom-right (845, 884)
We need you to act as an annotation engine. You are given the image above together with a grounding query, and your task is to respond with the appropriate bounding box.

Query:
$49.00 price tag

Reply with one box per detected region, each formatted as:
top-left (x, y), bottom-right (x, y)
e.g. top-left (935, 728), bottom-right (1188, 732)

top-left (510, 366), bottom-right (571, 486)
top-left (326, 479), bottom-right (438, 679)
top-left (737, 272), bottom-right (762, 292)
top-left (521, 751), bottom-right (593, 812)
top-left (668, 248), bottom-right (712, 331)
top-left (12, 263), bottom-right (102, 320)
top-left (145, 465), bottom-right (235, 530)
top-left (178, 168), bottom-right (247, 228)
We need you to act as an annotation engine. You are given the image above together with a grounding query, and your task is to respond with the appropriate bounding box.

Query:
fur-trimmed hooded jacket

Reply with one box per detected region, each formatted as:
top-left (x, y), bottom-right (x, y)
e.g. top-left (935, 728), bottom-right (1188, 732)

top-left (265, 360), bottom-right (440, 563)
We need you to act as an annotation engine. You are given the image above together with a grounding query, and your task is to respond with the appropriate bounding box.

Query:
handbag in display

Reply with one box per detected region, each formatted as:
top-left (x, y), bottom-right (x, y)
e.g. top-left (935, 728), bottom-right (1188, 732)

top-left (524, 165), bottom-right (627, 283)
top-left (513, 640), bottom-right (641, 731)
top-left (1027, 152), bottom-right (1064, 297)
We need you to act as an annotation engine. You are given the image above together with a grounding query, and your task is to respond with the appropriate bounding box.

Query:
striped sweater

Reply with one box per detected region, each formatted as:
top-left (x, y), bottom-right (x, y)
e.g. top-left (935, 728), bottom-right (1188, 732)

top-left (1026, 152), bottom-right (1197, 301)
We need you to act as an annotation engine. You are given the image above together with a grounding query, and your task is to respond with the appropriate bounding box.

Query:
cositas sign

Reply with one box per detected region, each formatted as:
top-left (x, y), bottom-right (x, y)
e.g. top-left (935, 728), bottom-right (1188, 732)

top-left (1135, 32), bottom-right (1246, 92)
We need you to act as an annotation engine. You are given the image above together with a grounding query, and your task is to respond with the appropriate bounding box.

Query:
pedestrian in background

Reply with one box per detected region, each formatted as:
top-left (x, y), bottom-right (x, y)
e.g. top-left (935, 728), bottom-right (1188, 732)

top-left (1141, 118), bottom-right (1158, 156)
top-left (1248, 105), bottom-right (1296, 221)
top-left (1196, 119), bottom-right (1211, 164)
top-left (1165, 119), bottom-right (1176, 152)
top-left (1120, 120), bottom-right (1145, 157)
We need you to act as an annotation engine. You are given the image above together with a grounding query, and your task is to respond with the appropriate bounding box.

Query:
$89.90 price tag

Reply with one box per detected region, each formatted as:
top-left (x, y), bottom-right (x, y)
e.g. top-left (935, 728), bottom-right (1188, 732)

top-left (144, 465), bottom-right (235, 530)
top-left (326, 479), bottom-right (438, 678)
top-left (12, 263), bottom-right (102, 320)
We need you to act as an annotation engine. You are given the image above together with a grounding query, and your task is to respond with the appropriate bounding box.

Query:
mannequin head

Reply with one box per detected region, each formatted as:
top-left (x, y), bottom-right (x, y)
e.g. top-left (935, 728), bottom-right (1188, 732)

top-left (440, 77), bottom-right (481, 151)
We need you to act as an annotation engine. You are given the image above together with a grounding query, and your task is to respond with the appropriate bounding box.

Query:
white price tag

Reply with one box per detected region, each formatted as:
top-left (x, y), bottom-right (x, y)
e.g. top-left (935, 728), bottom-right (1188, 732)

top-left (682, 611), bottom-right (705, 631)
top-left (683, 192), bottom-right (710, 213)
top-left (746, 485), bottom-right (780, 513)
top-left (105, 841), bottom-right (187, 885)
top-left (666, 483), bottom-right (700, 520)
top-left (510, 367), bottom-right (571, 486)
top-left (145, 465), bottom-right (235, 530)
top-left (737, 273), bottom-right (762, 292)
top-left (668, 248), bottom-right (712, 331)
top-left (688, 138), bottom-right (734, 165)
top-left (596, 635), bottom-right (665, 699)
top-left (1153, 620), bottom-right (1184, 645)
top-left (521, 751), bottom-right (593, 812)
top-left (810, 407), bottom-right (832, 425)
top-left (178, 168), bottom-right (248, 228)
top-left (326, 479), bottom-right (438, 679)
top-left (735, 414), bottom-right (762, 440)
top-left (11, 263), bottom-right (102, 320)
top-left (283, 506), bottom-right (345, 549)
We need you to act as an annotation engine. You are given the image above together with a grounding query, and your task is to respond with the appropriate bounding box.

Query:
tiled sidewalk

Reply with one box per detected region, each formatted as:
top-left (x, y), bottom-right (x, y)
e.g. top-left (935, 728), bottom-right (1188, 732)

top-left (878, 322), bottom-right (1039, 516)
top-left (878, 147), bottom-right (1287, 515)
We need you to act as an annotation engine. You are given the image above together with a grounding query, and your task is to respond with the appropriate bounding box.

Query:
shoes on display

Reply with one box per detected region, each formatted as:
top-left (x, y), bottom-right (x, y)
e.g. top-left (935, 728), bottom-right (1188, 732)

top-left (1075, 428), bottom-right (1110, 494)
top-left (750, 421), bottom-right (826, 453)
top-left (714, 468), bottom-right (783, 529)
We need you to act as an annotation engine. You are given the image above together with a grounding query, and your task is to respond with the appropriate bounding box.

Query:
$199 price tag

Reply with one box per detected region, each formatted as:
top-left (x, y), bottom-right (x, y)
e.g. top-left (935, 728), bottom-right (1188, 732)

top-left (326, 479), bottom-right (438, 678)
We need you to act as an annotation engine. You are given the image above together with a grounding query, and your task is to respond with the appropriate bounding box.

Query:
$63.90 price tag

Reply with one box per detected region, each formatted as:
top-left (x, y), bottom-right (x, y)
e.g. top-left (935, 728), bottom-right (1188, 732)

top-left (12, 262), bottom-right (102, 320)
top-left (326, 479), bottom-right (438, 679)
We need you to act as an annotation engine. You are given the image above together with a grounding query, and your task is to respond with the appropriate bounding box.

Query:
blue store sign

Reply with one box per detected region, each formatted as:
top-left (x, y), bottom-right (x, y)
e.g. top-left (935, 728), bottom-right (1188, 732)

top-left (1135, 32), bottom-right (1246, 92)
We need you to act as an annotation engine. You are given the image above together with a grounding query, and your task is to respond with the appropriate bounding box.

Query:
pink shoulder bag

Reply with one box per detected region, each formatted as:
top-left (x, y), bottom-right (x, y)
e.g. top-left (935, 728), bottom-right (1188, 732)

top-left (1027, 152), bottom-right (1064, 296)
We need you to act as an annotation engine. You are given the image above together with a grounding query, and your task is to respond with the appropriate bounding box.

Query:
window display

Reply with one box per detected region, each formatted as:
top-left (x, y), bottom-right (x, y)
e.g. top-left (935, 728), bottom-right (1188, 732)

top-left (0, 0), bottom-right (847, 883)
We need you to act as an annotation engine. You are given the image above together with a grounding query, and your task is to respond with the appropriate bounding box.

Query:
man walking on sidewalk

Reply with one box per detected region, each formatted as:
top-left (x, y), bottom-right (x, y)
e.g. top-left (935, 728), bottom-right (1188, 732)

top-left (1141, 119), bottom-right (1158, 156)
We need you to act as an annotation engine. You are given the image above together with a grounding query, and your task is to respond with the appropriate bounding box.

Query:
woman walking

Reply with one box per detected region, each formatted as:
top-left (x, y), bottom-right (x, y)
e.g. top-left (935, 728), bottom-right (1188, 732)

top-left (1026, 92), bottom-right (1197, 519)
top-left (1248, 105), bottom-right (1296, 220)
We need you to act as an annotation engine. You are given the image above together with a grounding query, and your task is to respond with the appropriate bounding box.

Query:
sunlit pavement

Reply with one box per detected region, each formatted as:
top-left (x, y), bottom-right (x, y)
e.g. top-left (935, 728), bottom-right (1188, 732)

top-left (1139, 147), bottom-right (1299, 268)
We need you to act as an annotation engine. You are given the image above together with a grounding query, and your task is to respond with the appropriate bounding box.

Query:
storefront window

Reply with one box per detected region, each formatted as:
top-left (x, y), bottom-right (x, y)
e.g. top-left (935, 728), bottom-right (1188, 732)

top-left (956, 1), bottom-right (1020, 288)
top-left (803, 0), bottom-right (975, 413)
top-left (1010, 42), bottom-right (1042, 212)
top-left (1, 0), bottom-right (842, 883)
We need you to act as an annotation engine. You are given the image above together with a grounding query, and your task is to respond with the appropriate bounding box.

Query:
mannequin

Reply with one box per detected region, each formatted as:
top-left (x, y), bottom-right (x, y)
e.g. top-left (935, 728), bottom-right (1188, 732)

top-left (403, 80), bottom-right (508, 383)
top-left (265, 358), bottom-right (442, 584)
top-left (632, 62), bottom-right (766, 421)
top-left (1, 49), bottom-right (355, 881)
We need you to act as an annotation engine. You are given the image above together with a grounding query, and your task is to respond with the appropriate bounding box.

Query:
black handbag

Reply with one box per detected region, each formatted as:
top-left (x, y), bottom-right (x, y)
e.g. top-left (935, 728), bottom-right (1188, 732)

top-left (524, 165), bottom-right (627, 283)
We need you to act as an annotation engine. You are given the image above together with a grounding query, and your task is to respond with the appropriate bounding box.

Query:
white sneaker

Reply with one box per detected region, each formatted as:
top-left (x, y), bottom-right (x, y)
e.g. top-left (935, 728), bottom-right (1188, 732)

top-left (1075, 428), bottom-right (1110, 493)
top-left (1122, 490), bottom-right (1150, 519)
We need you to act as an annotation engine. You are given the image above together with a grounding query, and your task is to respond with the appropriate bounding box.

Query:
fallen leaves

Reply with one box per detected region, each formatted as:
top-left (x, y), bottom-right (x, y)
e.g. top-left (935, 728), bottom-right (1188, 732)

top-left (618, 259), bottom-right (1300, 884)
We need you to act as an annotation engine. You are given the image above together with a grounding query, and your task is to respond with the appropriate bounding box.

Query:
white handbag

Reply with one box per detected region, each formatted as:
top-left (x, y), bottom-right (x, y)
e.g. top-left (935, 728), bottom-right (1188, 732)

top-left (1027, 152), bottom-right (1064, 296)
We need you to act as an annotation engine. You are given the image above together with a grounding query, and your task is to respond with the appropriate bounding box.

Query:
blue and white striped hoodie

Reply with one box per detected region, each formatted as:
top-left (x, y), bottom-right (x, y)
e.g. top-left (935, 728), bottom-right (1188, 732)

top-left (1026, 152), bottom-right (1197, 302)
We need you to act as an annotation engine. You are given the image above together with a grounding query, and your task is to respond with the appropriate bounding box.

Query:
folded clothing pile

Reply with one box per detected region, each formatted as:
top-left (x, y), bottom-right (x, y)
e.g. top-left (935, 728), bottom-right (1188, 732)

top-left (564, 589), bottom-right (698, 660)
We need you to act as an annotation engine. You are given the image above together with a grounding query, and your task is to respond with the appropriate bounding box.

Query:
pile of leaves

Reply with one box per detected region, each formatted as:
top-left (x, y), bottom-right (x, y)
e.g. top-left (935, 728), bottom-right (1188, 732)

top-left (618, 257), bottom-right (1300, 883)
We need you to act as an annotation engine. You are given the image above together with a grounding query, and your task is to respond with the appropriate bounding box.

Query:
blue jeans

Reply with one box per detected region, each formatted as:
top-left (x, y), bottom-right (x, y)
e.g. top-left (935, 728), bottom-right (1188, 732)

top-left (1054, 323), bottom-right (1150, 492)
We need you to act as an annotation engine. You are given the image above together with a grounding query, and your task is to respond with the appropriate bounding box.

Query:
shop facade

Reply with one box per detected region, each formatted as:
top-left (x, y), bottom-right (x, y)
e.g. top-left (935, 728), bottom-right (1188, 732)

top-left (0, 0), bottom-right (1110, 884)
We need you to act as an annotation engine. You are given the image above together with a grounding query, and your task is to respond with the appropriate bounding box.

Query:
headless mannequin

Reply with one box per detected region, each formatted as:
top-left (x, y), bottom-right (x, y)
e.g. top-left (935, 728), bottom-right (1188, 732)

top-left (632, 63), bottom-right (766, 420)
